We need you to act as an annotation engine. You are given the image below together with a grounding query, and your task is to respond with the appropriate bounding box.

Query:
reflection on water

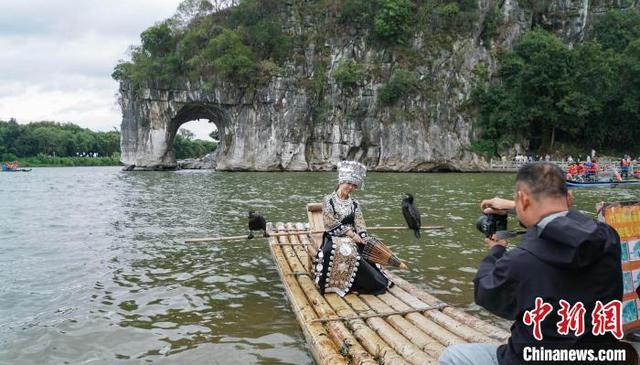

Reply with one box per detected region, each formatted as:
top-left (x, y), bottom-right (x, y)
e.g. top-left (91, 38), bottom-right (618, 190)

top-left (1, 167), bottom-right (637, 364)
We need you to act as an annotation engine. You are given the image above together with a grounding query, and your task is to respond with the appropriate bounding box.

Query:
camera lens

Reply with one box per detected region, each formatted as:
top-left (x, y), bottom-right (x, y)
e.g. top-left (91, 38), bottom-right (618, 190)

top-left (476, 215), bottom-right (490, 235)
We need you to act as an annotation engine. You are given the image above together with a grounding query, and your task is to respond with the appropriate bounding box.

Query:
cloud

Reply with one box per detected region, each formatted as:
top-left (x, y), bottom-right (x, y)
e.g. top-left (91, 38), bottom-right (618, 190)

top-left (0, 0), bottom-right (215, 140)
top-left (0, 84), bottom-right (120, 128)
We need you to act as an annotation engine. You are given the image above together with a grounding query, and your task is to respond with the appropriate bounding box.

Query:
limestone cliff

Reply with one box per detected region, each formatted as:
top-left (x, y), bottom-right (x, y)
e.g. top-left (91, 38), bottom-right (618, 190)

top-left (118, 0), bottom-right (637, 171)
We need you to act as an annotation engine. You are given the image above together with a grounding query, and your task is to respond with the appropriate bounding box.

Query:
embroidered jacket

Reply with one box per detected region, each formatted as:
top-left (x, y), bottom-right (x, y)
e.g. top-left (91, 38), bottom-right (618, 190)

top-left (322, 192), bottom-right (367, 237)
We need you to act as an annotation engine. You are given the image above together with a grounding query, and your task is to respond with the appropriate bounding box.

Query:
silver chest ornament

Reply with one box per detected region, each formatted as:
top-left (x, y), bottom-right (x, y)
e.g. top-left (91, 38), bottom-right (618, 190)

top-left (332, 193), bottom-right (354, 220)
top-left (339, 243), bottom-right (353, 256)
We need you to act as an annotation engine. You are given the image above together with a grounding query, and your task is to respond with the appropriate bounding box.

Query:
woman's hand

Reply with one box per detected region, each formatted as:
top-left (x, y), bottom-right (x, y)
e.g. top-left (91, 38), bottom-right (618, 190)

top-left (353, 235), bottom-right (365, 245)
top-left (347, 230), bottom-right (365, 245)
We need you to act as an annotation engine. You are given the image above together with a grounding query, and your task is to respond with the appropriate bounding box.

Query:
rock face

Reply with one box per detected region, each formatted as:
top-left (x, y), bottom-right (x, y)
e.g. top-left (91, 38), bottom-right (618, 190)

top-left (118, 0), bottom-right (636, 171)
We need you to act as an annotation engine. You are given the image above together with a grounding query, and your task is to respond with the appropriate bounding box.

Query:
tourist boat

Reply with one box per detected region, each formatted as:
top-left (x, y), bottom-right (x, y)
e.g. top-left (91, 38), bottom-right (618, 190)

top-left (2, 162), bottom-right (17, 171)
top-left (2, 162), bottom-right (31, 172)
top-left (266, 203), bottom-right (508, 364)
top-left (566, 179), bottom-right (640, 188)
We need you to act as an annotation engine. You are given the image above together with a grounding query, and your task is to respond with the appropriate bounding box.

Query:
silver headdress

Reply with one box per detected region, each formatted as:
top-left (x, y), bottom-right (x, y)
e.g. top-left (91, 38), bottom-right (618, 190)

top-left (337, 161), bottom-right (366, 188)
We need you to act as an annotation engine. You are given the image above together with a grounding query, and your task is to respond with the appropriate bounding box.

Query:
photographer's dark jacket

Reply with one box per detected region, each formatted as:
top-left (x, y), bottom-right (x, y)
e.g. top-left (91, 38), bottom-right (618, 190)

top-left (474, 210), bottom-right (622, 364)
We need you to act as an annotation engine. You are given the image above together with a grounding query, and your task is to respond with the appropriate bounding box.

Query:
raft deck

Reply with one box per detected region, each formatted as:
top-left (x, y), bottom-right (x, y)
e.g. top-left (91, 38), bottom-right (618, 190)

top-left (267, 203), bottom-right (509, 365)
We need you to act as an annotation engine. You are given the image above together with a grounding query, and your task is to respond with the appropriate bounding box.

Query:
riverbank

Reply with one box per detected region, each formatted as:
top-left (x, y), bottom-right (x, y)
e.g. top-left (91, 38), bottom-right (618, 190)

top-left (14, 155), bottom-right (121, 167)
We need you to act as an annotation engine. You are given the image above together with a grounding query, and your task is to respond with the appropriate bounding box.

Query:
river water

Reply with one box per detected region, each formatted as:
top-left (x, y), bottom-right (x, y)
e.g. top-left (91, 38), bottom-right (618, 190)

top-left (1, 167), bottom-right (638, 364)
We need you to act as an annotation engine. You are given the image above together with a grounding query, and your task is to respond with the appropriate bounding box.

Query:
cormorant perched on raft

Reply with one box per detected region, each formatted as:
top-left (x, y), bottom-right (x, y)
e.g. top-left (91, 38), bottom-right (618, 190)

top-left (401, 193), bottom-right (421, 239)
top-left (248, 210), bottom-right (269, 239)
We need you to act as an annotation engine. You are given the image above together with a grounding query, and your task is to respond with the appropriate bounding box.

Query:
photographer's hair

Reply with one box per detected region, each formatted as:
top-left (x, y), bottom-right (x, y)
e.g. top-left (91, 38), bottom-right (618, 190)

top-left (516, 162), bottom-right (568, 199)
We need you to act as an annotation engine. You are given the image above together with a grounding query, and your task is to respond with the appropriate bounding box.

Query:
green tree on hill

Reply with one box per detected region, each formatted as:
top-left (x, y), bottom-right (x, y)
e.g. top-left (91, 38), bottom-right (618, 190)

top-left (114, 0), bottom-right (289, 88)
top-left (475, 16), bottom-right (640, 156)
top-left (374, 0), bottom-right (414, 43)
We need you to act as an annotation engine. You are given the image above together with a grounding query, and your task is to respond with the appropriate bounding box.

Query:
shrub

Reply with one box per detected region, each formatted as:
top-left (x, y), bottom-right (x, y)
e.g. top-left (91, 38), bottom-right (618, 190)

top-left (199, 29), bottom-right (257, 82)
top-left (374, 0), bottom-right (414, 43)
top-left (481, 5), bottom-right (500, 48)
top-left (593, 8), bottom-right (640, 52)
top-left (333, 60), bottom-right (368, 88)
top-left (237, 20), bottom-right (291, 63)
top-left (140, 21), bottom-right (176, 58)
top-left (339, 0), bottom-right (377, 26)
top-left (377, 69), bottom-right (418, 104)
top-left (172, 134), bottom-right (217, 159)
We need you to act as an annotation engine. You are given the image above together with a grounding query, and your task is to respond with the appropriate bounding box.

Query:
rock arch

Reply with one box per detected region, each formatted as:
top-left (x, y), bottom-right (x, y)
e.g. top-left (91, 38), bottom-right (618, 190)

top-left (118, 81), bottom-right (317, 171)
top-left (170, 103), bottom-right (227, 168)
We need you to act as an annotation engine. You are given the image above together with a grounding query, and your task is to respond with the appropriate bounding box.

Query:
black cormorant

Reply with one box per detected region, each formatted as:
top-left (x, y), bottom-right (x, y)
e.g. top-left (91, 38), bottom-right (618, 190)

top-left (401, 193), bottom-right (421, 239)
top-left (248, 210), bottom-right (269, 239)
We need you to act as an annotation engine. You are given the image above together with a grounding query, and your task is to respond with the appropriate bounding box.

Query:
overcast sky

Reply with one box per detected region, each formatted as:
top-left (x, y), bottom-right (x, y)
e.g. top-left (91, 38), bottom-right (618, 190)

top-left (0, 0), bottom-right (215, 140)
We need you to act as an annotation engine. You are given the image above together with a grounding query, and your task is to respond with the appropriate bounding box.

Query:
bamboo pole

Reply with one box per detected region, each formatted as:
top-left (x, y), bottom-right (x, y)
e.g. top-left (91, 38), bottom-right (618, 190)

top-left (306, 202), bottom-right (444, 225)
top-left (359, 294), bottom-right (444, 359)
top-left (343, 295), bottom-right (435, 365)
top-left (185, 231), bottom-right (304, 243)
top-left (367, 226), bottom-right (446, 231)
top-left (186, 225), bottom-right (446, 244)
top-left (296, 222), bottom-right (318, 270)
top-left (273, 242), bottom-right (312, 246)
top-left (387, 279), bottom-right (499, 344)
top-left (185, 235), bottom-right (249, 243)
top-left (266, 223), bottom-right (346, 365)
top-left (386, 272), bottom-right (509, 342)
top-left (286, 223), bottom-right (312, 273)
top-left (379, 290), bottom-right (465, 348)
top-left (286, 271), bottom-right (312, 276)
top-left (311, 306), bottom-right (443, 323)
top-left (324, 293), bottom-right (409, 365)
top-left (277, 223), bottom-right (378, 365)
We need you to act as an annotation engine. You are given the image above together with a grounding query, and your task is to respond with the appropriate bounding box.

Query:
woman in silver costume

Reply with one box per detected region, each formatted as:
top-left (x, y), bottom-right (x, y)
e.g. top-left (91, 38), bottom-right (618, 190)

top-left (313, 161), bottom-right (391, 297)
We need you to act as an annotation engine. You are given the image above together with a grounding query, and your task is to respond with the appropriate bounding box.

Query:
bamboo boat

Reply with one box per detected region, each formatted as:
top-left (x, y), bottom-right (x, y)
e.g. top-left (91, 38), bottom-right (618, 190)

top-left (267, 203), bottom-right (510, 365)
top-left (566, 179), bottom-right (640, 188)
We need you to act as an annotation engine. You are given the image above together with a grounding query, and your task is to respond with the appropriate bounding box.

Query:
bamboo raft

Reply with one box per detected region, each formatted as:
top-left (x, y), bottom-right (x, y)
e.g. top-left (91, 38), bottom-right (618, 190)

top-left (267, 203), bottom-right (509, 365)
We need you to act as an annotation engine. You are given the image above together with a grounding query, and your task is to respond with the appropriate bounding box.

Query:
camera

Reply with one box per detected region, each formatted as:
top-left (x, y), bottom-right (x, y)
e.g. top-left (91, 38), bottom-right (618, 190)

top-left (476, 214), bottom-right (508, 237)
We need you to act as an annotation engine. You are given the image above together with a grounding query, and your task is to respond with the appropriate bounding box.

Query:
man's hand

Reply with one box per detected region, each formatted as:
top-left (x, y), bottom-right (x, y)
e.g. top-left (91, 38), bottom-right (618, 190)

top-left (481, 197), bottom-right (515, 215)
top-left (485, 234), bottom-right (508, 249)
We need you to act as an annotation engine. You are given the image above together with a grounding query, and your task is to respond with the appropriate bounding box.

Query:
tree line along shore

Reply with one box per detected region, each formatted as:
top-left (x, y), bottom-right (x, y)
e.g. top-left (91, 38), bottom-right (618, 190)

top-left (0, 120), bottom-right (216, 167)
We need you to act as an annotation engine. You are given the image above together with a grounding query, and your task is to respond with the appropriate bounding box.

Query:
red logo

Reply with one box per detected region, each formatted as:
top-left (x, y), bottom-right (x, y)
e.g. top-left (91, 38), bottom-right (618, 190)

top-left (591, 300), bottom-right (623, 339)
top-left (523, 297), bottom-right (554, 340)
top-left (556, 300), bottom-right (586, 336)
top-left (522, 298), bottom-right (622, 340)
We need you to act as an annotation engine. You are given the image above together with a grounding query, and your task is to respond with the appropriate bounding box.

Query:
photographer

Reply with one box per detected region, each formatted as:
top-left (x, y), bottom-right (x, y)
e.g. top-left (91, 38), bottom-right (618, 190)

top-left (439, 162), bottom-right (623, 365)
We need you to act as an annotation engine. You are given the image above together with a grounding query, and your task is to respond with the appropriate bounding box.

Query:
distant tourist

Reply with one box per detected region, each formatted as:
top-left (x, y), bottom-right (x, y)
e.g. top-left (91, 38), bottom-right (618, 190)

top-left (621, 155), bottom-right (631, 179)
